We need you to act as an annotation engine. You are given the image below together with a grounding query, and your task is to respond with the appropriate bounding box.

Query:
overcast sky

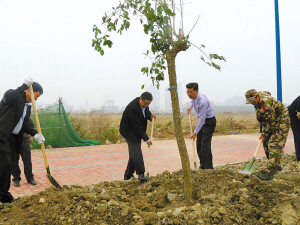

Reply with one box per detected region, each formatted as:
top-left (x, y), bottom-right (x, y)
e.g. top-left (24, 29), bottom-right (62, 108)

top-left (0, 0), bottom-right (299, 111)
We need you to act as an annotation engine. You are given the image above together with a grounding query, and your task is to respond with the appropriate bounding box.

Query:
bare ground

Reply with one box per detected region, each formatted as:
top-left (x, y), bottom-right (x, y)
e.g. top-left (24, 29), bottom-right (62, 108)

top-left (1, 152), bottom-right (300, 225)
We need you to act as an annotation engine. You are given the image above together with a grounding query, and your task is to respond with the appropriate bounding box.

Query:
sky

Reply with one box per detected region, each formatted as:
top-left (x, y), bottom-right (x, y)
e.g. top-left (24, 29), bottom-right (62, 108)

top-left (0, 0), bottom-right (299, 112)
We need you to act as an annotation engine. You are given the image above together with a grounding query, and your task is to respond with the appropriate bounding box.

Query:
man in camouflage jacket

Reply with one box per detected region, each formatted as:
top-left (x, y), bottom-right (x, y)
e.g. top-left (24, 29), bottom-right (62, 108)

top-left (245, 89), bottom-right (290, 171)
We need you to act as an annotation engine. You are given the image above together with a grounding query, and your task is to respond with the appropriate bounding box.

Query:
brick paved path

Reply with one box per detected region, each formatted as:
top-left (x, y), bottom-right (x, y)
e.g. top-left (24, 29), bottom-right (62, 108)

top-left (10, 131), bottom-right (295, 198)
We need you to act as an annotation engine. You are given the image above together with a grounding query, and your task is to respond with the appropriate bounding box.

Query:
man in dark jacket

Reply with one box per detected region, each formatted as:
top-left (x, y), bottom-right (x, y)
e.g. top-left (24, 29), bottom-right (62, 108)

top-left (0, 78), bottom-right (45, 205)
top-left (288, 96), bottom-right (300, 162)
top-left (120, 92), bottom-right (156, 182)
top-left (11, 118), bottom-right (37, 187)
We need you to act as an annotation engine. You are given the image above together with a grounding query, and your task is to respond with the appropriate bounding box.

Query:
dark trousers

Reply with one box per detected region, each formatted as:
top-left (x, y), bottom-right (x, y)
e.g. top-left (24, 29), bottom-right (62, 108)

top-left (290, 114), bottom-right (300, 161)
top-left (0, 139), bottom-right (13, 202)
top-left (124, 139), bottom-right (145, 177)
top-left (197, 117), bottom-right (216, 169)
top-left (11, 137), bottom-right (34, 182)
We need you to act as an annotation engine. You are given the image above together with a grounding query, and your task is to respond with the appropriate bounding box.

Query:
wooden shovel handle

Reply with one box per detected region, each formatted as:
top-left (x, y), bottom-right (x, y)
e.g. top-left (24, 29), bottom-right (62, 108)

top-left (150, 117), bottom-right (155, 141)
top-left (146, 118), bottom-right (155, 176)
top-left (29, 85), bottom-right (49, 168)
top-left (189, 113), bottom-right (197, 167)
top-left (253, 139), bottom-right (263, 158)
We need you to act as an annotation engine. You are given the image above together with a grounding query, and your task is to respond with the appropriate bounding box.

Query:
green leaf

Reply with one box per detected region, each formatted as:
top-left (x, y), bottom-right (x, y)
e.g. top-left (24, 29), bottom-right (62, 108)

top-left (212, 62), bottom-right (221, 70)
top-left (100, 50), bottom-right (104, 56)
top-left (157, 7), bottom-right (162, 15)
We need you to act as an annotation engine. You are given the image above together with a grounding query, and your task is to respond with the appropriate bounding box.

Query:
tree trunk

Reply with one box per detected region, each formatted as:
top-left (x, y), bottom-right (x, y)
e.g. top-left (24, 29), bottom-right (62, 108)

top-left (166, 41), bottom-right (192, 199)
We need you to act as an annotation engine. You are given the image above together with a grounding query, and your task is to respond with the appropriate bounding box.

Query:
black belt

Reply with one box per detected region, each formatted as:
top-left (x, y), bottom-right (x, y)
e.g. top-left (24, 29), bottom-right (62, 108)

top-left (206, 116), bottom-right (215, 121)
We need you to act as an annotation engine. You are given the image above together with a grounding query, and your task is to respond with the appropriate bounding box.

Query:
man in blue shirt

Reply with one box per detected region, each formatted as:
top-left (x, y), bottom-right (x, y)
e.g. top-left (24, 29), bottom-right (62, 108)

top-left (186, 83), bottom-right (216, 169)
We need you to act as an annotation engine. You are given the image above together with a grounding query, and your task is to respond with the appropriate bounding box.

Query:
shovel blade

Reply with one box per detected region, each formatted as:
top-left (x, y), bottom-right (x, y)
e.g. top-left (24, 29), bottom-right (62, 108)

top-left (46, 167), bottom-right (62, 188)
top-left (248, 164), bottom-right (257, 173)
top-left (238, 169), bottom-right (252, 175)
top-left (238, 163), bottom-right (257, 174)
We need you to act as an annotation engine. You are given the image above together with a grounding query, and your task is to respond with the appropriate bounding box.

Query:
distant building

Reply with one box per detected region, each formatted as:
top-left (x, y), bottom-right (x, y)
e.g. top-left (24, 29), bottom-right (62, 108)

top-left (100, 100), bottom-right (119, 113)
top-left (164, 83), bottom-right (182, 112)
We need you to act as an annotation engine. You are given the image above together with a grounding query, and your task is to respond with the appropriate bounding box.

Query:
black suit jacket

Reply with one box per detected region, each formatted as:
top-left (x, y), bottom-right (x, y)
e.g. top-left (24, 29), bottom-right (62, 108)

top-left (119, 97), bottom-right (152, 142)
top-left (0, 83), bottom-right (38, 151)
top-left (288, 96), bottom-right (300, 121)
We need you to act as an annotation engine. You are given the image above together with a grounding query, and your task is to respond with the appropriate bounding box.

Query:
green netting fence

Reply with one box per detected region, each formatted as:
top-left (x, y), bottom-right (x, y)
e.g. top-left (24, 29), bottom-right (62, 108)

top-left (30, 102), bottom-right (99, 149)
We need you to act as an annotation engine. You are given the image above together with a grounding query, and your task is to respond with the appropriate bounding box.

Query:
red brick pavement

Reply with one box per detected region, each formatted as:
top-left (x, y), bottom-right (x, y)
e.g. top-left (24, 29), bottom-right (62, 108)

top-left (9, 131), bottom-right (295, 198)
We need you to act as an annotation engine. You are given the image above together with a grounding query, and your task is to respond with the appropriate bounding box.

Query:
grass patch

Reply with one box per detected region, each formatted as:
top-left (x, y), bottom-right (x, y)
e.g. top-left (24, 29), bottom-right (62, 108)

top-left (69, 111), bottom-right (260, 144)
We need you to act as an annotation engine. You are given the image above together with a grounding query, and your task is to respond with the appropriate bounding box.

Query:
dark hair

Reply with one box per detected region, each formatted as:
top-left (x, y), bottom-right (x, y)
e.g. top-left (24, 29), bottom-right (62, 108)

top-left (186, 82), bottom-right (198, 91)
top-left (140, 92), bottom-right (153, 101)
top-left (32, 82), bottom-right (43, 95)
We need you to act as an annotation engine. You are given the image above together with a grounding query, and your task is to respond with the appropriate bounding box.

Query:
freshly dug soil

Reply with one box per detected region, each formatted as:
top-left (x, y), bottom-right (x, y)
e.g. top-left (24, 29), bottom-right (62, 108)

top-left (1, 153), bottom-right (300, 225)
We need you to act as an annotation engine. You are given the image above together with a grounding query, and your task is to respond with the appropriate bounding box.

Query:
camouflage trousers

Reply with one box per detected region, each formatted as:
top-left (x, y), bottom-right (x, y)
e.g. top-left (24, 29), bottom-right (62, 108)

top-left (263, 127), bottom-right (289, 168)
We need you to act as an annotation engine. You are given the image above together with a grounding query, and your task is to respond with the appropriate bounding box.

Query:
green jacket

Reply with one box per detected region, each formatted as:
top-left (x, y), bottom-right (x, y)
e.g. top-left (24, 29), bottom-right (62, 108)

top-left (254, 92), bottom-right (290, 138)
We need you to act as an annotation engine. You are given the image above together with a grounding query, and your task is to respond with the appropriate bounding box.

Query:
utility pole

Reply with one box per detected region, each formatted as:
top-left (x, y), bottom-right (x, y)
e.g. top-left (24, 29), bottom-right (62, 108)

top-left (274, 0), bottom-right (282, 102)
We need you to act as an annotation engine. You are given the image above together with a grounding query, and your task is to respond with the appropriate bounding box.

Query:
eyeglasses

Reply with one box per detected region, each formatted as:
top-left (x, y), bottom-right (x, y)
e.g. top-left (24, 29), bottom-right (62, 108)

top-left (186, 91), bottom-right (194, 95)
top-left (142, 101), bottom-right (151, 106)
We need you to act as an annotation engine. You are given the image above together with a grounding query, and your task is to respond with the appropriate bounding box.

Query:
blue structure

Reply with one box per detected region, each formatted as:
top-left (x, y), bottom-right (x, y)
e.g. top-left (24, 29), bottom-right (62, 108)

top-left (274, 0), bottom-right (282, 102)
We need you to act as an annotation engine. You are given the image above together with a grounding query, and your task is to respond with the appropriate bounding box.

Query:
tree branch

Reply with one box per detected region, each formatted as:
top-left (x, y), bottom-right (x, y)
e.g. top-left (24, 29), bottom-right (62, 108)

top-left (187, 15), bottom-right (200, 36)
top-left (190, 42), bottom-right (210, 60)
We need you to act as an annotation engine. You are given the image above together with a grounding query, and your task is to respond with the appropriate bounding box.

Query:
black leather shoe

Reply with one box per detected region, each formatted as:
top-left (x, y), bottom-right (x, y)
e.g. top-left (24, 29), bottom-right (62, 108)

top-left (138, 174), bottom-right (147, 182)
top-left (1, 193), bottom-right (14, 203)
top-left (124, 175), bottom-right (134, 180)
top-left (28, 179), bottom-right (37, 185)
top-left (13, 181), bottom-right (20, 187)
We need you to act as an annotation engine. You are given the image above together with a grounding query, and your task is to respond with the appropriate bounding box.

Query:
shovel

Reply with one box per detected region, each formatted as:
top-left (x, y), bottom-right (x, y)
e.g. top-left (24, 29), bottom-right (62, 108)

top-left (146, 118), bottom-right (155, 179)
top-left (188, 113), bottom-right (197, 169)
top-left (238, 139), bottom-right (263, 174)
top-left (29, 85), bottom-right (62, 188)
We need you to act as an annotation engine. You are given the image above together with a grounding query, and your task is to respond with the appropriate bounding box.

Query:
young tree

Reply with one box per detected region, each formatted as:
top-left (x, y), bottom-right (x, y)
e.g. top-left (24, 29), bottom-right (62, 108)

top-left (92, 0), bottom-right (225, 199)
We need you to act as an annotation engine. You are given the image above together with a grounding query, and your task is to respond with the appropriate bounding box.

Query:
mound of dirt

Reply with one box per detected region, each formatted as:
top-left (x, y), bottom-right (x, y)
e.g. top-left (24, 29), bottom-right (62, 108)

top-left (1, 153), bottom-right (300, 225)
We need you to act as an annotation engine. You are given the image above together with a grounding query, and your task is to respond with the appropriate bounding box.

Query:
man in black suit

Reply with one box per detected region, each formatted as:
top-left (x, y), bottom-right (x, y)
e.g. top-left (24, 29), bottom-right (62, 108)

top-left (11, 118), bottom-right (38, 187)
top-left (288, 96), bottom-right (300, 162)
top-left (0, 78), bottom-right (45, 206)
top-left (120, 92), bottom-right (156, 182)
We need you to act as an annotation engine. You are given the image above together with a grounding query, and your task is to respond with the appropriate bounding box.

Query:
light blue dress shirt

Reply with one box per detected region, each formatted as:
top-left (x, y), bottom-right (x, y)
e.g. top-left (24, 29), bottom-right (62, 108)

top-left (190, 92), bottom-right (215, 134)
